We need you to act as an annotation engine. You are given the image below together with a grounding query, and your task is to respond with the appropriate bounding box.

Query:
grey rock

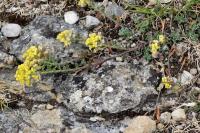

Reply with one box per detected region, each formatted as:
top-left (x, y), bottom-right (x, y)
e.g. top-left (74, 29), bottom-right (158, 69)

top-left (124, 116), bottom-right (156, 133)
top-left (1, 23), bottom-right (21, 37)
top-left (0, 109), bottom-right (31, 133)
top-left (172, 108), bottom-right (186, 122)
top-left (9, 16), bottom-right (88, 61)
top-left (56, 60), bottom-right (157, 113)
top-left (85, 15), bottom-right (100, 28)
top-left (64, 11), bottom-right (79, 24)
top-left (105, 2), bottom-right (125, 17)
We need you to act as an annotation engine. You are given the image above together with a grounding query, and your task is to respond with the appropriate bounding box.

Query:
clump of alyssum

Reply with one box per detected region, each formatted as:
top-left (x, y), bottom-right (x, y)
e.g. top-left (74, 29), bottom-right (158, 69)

top-left (57, 30), bottom-right (73, 47)
top-left (150, 35), bottom-right (165, 58)
top-left (162, 76), bottom-right (173, 89)
top-left (15, 46), bottom-right (45, 87)
top-left (78, 0), bottom-right (91, 7)
top-left (85, 33), bottom-right (102, 51)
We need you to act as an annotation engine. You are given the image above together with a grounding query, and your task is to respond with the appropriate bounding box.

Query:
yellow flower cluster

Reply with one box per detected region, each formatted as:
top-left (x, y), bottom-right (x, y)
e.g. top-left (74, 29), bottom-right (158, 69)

top-left (150, 35), bottom-right (165, 57)
top-left (85, 33), bottom-right (102, 51)
top-left (15, 46), bottom-right (44, 86)
top-left (57, 30), bottom-right (73, 47)
top-left (78, 0), bottom-right (90, 7)
top-left (162, 76), bottom-right (172, 89)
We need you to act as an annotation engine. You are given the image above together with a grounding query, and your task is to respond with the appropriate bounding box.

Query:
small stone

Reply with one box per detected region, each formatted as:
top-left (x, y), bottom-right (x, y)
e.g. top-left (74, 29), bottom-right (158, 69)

top-left (124, 116), bottom-right (156, 133)
top-left (105, 2), bottom-right (125, 17)
top-left (106, 86), bottom-right (114, 92)
top-left (131, 43), bottom-right (136, 48)
top-left (160, 112), bottom-right (171, 124)
top-left (157, 123), bottom-right (164, 131)
top-left (180, 70), bottom-right (194, 85)
top-left (85, 15), bottom-right (100, 28)
top-left (116, 57), bottom-right (123, 62)
top-left (197, 78), bottom-right (200, 85)
top-left (190, 68), bottom-right (197, 75)
top-left (172, 108), bottom-right (186, 122)
top-left (46, 104), bottom-right (54, 110)
top-left (1, 23), bottom-right (21, 37)
top-left (64, 11), bottom-right (79, 24)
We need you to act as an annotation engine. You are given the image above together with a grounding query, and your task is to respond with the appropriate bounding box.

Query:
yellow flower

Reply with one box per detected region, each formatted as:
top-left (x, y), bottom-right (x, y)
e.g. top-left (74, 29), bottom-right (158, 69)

top-left (85, 33), bottom-right (102, 51)
top-left (15, 46), bottom-right (44, 87)
top-left (78, 0), bottom-right (90, 7)
top-left (162, 76), bottom-right (172, 89)
top-left (150, 40), bottom-right (160, 56)
top-left (57, 30), bottom-right (73, 47)
top-left (159, 35), bottom-right (165, 44)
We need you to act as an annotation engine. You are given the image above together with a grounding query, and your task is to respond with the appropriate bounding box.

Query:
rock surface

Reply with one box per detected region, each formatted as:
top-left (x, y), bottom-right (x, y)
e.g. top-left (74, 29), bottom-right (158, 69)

top-left (1, 23), bottom-right (21, 37)
top-left (56, 60), bottom-right (157, 114)
top-left (124, 116), bottom-right (156, 133)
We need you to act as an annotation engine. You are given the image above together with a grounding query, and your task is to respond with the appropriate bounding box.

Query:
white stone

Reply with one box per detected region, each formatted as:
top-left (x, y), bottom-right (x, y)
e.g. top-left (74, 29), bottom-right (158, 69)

top-left (172, 108), bottom-right (186, 122)
top-left (64, 11), bottom-right (79, 24)
top-left (160, 112), bottom-right (171, 124)
top-left (106, 86), bottom-right (114, 92)
top-left (180, 70), bottom-right (194, 85)
top-left (85, 15), bottom-right (100, 28)
top-left (124, 116), bottom-right (156, 133)
top-left (116, 57), bottom-right (123, 62)
top-left (1, 23), bottom-right (21, 37)
top-left (190, 68), bottom-right (197, 75)
top-left (46, 104), bottom-right (54, 110)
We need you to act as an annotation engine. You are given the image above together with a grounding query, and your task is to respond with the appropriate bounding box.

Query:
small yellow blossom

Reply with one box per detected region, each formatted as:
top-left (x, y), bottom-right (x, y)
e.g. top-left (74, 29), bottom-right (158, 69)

top-left (57, 30), bottom-right (73, 47)
top-left (158, 35), bottom-right (165, 44)
top-left (162, 76), bottom-right (172, 89)
top-left (85, 33), bottom-right (102, 51)
top-left (15, 46), bottom-right (44, 87)
top-left (78, 0), bottom-right (90, 7)
top-left (150, 40), bottom-right (160, 56)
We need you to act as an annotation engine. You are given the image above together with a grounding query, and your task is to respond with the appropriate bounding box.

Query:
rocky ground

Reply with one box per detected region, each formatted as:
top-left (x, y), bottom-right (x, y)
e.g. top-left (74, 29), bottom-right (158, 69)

top-left (0, 0), bottom-right (200, 133)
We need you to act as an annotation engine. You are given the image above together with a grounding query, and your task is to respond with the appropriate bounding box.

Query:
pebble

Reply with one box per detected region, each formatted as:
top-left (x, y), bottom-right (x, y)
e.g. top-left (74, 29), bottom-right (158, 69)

top-left (1, 23), bottom-right (21, 37)
top-left (116, 57), bottom-right (123, 62)
top-left (180, 70), bottom-right (194, 85)
top-left (190, 68), bottom-right (197, 75)
top-left (85, 15), bottom-right (100, 28)
top-left (105, 2), bottom-right (125, 17)
top-left (46, 104), bottom-right (54, 110)
top-left (124, 116), bottom-right (156, 133)
top-left (64, 11), bottom-right (79, 24)
top-left (160, 112), bottom-right (171, 124)
top-left (171, 108), bottom-right (186, 122)
top-left (106, 86), bottom-right (114, 92)
top-left (157, 123), bottom-right (165, 131)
